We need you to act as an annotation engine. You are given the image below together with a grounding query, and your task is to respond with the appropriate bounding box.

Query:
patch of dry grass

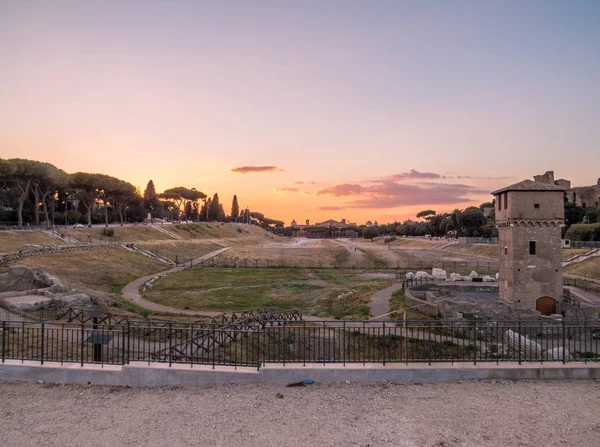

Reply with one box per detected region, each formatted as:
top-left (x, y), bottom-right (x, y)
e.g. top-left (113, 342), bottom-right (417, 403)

top-left (136, 240), bottom-right (220, 263)
top-left (562, 248), bottom-right (592, 261)
top-left (167, 223), bottom-right (288, 244)
top-left (445, 244), bottom-right (499, 259)
top-left (0, 231), bottom-right (65, 254)
top-left (564, 257), bottom-right (600, 281)
top-left (62, 226), bottom-right (172, 243)
top-left (142, 267), bottom-right (392, 318)
top-left (19, 248), bottom-right (166, 295)
top-left (208, 240), bottom-right (346, 268)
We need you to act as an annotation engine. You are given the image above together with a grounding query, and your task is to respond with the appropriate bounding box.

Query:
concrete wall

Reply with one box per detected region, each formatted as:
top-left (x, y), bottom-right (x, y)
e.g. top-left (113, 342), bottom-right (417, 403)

top-left (2, 360), bottom-right (600, 386)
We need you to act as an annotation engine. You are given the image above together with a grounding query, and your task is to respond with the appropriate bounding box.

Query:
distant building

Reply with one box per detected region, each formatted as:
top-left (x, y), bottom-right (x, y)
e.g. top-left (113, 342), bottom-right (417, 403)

top-left (315, 218), bottom-right (355, 228)
top-left (536, 170), bottom-right (600, 209)
top-left (365, 221), bottom-right (373, 227)
top-left (291, 219), bottom-right (297, 227)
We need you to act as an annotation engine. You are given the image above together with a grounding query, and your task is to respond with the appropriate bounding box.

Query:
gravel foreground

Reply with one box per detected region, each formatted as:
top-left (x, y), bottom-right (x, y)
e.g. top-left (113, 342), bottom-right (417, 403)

top-left (1, 380), bottom-right (599, 446)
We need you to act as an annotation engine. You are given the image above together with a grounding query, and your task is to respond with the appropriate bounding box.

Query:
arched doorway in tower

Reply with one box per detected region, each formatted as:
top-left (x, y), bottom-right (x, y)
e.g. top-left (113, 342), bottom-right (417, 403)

top-left (536, 297), bottom-right (556, 316)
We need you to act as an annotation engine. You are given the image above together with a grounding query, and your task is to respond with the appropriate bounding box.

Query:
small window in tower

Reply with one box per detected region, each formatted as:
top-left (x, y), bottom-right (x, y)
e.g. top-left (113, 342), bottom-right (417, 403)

top-left (503, 192), bottom-right (508, 210)
top-left (534, 203), bottom-right (540, 209)
top-left (504, 247), bottom-right (508, 255)
top-left (497, 195), bottom-right (502, 210)
top-left (529, 241), bottom-right (536, 255)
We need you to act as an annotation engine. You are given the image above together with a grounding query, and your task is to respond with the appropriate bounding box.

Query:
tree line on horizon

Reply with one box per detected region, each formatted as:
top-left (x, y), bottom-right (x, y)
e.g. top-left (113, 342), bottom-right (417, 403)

top-left (0, 158), bottom-right (282, 229)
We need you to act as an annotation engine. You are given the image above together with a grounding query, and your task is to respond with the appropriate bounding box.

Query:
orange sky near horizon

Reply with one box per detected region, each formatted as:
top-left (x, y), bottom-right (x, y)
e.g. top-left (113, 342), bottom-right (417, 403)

top-left (1, 2), bottom-right (599, 226)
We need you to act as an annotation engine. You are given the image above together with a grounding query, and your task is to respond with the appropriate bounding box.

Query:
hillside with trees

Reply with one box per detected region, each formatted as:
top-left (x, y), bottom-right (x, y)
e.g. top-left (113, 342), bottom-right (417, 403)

top-left (0, 158), bottom-right (278, 229)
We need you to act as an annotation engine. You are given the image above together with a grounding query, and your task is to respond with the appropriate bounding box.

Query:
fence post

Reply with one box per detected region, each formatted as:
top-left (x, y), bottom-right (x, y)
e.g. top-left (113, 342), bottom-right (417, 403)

top-left (303, 321), bottom-right (306, 367)
top-left (562, 319), bottom-right (566, 365)
top-left (121, 324), bottom-right (125, 365)
top-left (40, 322), bottom-right (45, 365)
top-left (518, 321), bottom-right (521, 365)
top-left (126, 321), bottom-right (130, 365)
top-left (583, 320), bottom-right (587, 365)
top-left (256, 324), bottom-right (261, 372)
top-left (342, 321), bottom-right (346, 367)
top-left (212, 325), bottom-right (216, 370)
top-left (428, 321), bottom-right (432, 366)
top-left (383, 321), bottom-right (386, 367)
top-left (169, 322), bottom-right (173, 367)
top-left (80, 324), bottom-right (85, 367)
top-left (472, 321), bottom-right (477, 365)
top-left (2, 321), bottom-right (5, 363)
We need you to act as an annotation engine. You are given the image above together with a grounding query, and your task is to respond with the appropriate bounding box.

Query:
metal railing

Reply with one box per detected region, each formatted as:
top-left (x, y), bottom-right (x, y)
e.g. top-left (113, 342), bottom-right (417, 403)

top-left (563, 277), bottom-right (600, 296)
top-left (2, 319), bottom-right (599, 368)
top-left (570, 241), bottom-right (600, 249)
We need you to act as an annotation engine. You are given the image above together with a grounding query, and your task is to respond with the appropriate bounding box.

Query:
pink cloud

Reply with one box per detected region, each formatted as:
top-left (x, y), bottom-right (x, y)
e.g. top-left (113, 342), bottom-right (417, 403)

top-left (316, 205), bottom-right (345, 211)
top-left (317, 179), bottom-right (488, 209)
top-left (231, 166), bottom-right (281, 174)
top-left (316, 183), bottom-right (364, 196)
top-left (387, 169), bottom-right (443, 181)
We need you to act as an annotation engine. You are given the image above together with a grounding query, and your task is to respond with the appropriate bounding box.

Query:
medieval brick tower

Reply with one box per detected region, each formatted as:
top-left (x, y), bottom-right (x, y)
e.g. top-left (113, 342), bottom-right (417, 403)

top-left (492, 175), bottom-right (566, 315)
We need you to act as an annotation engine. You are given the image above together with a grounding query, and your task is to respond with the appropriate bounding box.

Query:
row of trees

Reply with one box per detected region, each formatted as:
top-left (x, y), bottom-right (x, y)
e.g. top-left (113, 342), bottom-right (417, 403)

top-left (0, 158), bottom-right (266, 228)
top-left (398, 204), bottom-right (495, 238)
top-left (0, 159), bottom-right (140, 228)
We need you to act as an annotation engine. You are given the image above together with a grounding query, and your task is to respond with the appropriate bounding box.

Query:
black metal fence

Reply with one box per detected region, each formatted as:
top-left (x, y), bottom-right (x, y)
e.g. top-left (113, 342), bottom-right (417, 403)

top-left (570, 241), bottom-right (600, 249)
top-left (2, 319), bottom-right (599, 368)
top-left (563, 277), bottom-right (600, 296)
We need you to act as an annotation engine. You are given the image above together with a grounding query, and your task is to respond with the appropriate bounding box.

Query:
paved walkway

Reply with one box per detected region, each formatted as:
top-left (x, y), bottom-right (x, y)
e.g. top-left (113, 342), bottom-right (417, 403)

top-left (121, 247), bottom-right (230, 317)
top-left (369, 283), bottom-right (403, 319)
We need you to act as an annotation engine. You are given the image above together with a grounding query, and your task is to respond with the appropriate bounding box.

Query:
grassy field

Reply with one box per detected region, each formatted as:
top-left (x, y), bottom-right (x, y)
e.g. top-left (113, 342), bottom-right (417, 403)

top-left (564, 257), bottom-right (600, 281)
top-left (136, 240), bottom-right (220, 263)
top-left (445, 244), bottom-right (499, 259)
top-left (0, 231), bottom-right (65, 254)
top-left (142, 267), bottom-right (392, 319)
top-left (209, 240), bottom-right (348, 268)
top-left (20, 248), bottom-right (166, 295)
top-left (167, 223), bottom-right (287, 244)
top-left (386, 238), bottom-right (446, 249)
top-left (63, 226), bottom-right (172, 243)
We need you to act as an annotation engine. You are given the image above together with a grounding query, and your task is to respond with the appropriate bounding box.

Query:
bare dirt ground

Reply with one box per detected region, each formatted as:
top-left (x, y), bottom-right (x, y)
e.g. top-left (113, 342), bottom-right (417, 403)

top-left (1, 380), bottom-right (599, 447)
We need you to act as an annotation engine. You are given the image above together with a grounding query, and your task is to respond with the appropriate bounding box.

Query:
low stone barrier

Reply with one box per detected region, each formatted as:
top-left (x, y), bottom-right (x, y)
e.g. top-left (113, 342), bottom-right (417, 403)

top-left (0, 243), bottom-right (124, 266)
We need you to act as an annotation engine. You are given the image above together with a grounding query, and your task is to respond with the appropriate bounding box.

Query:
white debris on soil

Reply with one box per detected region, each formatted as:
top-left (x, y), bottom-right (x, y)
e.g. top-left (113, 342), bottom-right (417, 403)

top-left (0, 380), bottom-right (599, 447)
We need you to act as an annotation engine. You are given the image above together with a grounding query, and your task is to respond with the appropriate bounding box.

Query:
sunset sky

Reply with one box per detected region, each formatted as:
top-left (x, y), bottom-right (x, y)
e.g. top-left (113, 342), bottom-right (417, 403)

top-left (1, 1), bottom-right (599, 225)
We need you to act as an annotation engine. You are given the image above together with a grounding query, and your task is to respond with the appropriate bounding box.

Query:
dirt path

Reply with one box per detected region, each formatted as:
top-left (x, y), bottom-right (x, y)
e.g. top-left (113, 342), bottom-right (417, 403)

top-left (121, 247), bottom-right (230, 316)
top-left (1, 380), bottom-right (599, 447)
top-left (333, 238), bottom-right (367, 262)
top-left (369, 283), bottom-right (403, 319)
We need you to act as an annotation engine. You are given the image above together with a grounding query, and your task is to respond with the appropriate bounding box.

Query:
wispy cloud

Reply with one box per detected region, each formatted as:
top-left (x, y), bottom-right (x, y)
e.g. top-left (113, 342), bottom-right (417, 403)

top-left (316, 183), bottom-right (364, 196)
top-left (231, 166), bottom-right (281, 174)
top-left (295, 181), bottom-right (316, 185)
top-left (316, 178), bottom-right (488, 209)
top-left (386, 169), bottom-right (443, 181)
top-left (273, 187), bottom-right (300, 193)
top-left (316, 205), bottom-right (345, 211)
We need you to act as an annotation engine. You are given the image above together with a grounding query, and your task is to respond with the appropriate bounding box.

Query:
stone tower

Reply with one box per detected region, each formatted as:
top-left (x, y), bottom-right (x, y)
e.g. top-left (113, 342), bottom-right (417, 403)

top-left (492, 178), bottom-right (566, 315)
